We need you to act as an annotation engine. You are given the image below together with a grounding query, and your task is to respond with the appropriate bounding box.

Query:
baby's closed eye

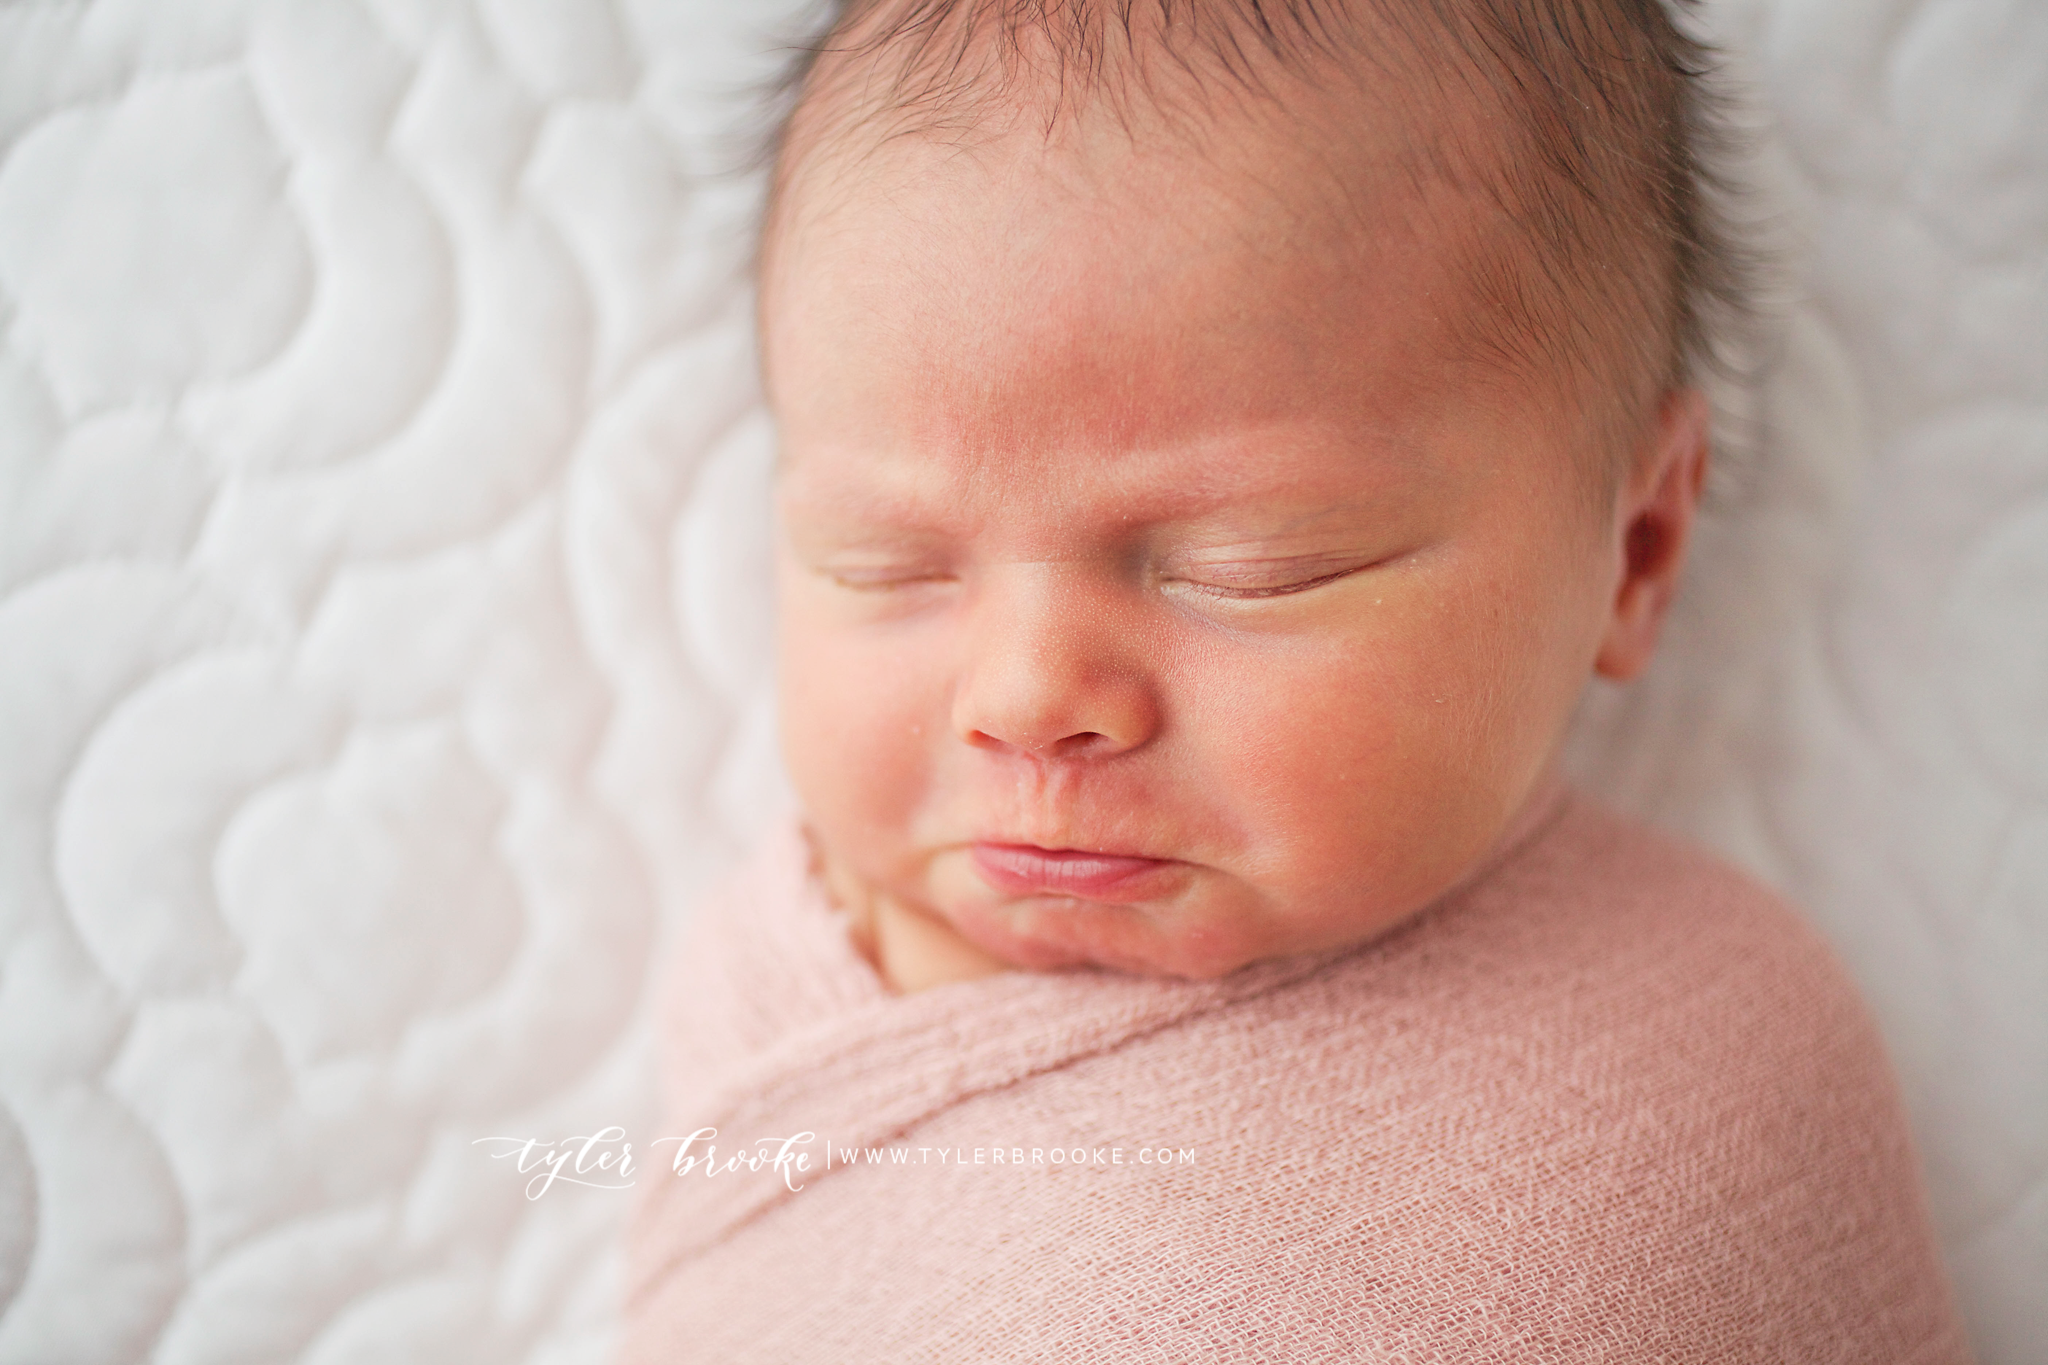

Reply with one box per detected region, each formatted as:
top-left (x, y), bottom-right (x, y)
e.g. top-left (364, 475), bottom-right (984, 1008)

top-left (819, 562), bottom-right (958, 591)
top-left (1157, 549), bottom-right (1406, 601)
top-left (799, 546), bottom-right (1412, 607)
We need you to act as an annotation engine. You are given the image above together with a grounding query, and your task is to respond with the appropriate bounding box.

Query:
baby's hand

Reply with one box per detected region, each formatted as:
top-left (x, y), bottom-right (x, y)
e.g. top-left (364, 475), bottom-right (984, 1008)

top-left (806, 830), bottom-right (1011, 994)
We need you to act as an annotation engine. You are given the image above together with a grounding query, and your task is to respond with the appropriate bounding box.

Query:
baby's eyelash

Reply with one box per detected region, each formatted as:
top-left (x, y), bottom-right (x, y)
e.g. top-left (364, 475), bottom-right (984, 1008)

top-left (823, 568), bottom-right (955, 591)
top-left (1170, 565), bottom-right (1372, 600)
top-left (815, 559), bottom-right (1383, 597)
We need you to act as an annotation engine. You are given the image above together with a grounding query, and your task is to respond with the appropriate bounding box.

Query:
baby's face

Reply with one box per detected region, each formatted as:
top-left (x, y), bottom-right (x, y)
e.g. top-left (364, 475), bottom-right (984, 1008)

top-left (765, 117), bottom-right (1654, 980)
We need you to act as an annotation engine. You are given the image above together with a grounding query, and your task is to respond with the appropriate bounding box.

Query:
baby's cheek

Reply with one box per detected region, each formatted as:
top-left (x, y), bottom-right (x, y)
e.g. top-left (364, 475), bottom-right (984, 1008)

top-left (1196, 624), bottom-right (1433, 803)
top-left (1193, 600), bottom-right (1523, 902)
top-left (777, 608), bottom-right (937, 855)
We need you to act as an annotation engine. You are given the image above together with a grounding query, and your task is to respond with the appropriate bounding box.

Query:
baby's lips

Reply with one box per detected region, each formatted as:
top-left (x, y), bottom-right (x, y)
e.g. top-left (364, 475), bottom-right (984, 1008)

top-left (969, 843), bottom-right (1179, 903)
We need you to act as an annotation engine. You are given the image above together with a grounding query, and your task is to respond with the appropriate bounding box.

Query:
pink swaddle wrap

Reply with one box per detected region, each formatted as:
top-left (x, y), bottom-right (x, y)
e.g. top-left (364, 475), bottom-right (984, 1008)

top-left (624, 783), bottom-right (1970, 1363)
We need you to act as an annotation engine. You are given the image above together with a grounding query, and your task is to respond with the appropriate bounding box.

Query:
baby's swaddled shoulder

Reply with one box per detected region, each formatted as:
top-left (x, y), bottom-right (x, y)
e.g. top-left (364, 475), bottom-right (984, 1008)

top-left (1295, 789), bottom-right (1922, 1154)
top-left (1488, 789), bottom-right (1884, 1078)
top-left (1490, 792), bottom-right (1920, 1168)
top-left (1313, 787), bottom-right (1975, 1360)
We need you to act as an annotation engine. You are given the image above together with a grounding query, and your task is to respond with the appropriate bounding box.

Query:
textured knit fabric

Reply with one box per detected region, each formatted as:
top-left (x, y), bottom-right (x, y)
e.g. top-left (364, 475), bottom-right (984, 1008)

top-left (623, 782), bottom-right (1973, 1363)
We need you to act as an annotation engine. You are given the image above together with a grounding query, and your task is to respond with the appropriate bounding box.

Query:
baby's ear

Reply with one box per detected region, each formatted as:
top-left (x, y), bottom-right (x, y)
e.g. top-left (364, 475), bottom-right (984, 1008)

top-left (1593, 387), bottom-right (1711, 682)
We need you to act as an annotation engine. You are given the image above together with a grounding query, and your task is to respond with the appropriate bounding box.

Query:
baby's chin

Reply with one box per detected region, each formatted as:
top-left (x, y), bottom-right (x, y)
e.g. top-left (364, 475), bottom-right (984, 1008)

top-left (914, 846), bottom-right (1445, 980)
top-left (941, 890), bottom-right (1284, 981)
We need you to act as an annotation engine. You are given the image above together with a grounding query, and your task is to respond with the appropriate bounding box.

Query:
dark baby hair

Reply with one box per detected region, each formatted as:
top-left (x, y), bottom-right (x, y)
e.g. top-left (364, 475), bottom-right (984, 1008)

top-left (763, 0), bottom-right (1751, 481)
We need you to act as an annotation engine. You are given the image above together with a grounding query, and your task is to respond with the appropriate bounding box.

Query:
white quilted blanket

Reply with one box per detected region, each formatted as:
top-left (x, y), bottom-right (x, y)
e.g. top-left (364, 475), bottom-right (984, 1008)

top-left (0, 1), bottom-right (2040, 1361)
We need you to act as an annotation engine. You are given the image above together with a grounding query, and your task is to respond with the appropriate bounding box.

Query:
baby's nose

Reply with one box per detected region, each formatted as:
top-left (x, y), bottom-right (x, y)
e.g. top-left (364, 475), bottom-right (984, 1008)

top-left (949, 565), bottom-right (1160, 761)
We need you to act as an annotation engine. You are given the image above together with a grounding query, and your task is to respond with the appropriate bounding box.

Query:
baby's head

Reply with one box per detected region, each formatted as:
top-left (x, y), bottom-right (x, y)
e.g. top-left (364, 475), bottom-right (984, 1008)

top-left (762, 0), bottom-right (1736, 981)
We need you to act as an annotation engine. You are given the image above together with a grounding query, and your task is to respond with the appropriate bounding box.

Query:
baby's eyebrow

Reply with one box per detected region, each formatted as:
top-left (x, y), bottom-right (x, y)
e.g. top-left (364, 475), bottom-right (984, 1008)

top-left (1172, 491), bottom-right (1413, 535)
top-left (775, 422), bottom-right (1441, 539)
top-left (1135, 461), bottom-right (1441, 542)
top-left (778, 490), bottom-right (961, 540)
top-left (776, 460), bottom-right (959, 528)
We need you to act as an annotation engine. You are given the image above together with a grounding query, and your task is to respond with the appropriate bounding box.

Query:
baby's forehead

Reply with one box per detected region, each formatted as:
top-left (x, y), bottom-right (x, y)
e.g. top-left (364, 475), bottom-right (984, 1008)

top-left (768, 103), bottom-right (1617, 498)
top-left (769, 0), bottom-right (1716, 482)
top-left (768, 158), bottom-right (1610, 549)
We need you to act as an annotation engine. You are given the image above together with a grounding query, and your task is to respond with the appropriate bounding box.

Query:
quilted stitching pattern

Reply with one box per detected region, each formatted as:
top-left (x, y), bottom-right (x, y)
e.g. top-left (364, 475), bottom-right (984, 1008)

top-left (0, 1), bottom-right (2040, 1360)
top-left (1, 2), bottom-right (797, 1360)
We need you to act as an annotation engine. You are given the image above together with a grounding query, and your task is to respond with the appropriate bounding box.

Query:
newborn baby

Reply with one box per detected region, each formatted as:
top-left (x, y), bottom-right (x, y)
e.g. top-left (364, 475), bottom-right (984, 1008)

top-left (628, 1), bottom-right (1971, 1359)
